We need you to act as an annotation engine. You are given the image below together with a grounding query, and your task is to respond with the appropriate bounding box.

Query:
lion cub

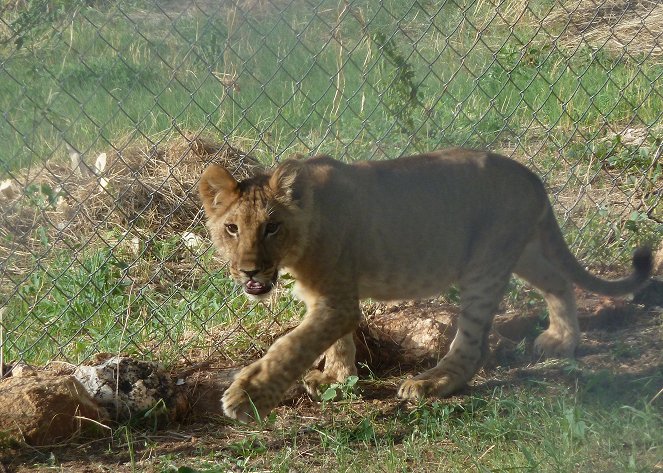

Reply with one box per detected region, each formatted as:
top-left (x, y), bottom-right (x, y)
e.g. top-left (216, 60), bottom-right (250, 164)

top-left (199, 149), bottom-right (652, 422)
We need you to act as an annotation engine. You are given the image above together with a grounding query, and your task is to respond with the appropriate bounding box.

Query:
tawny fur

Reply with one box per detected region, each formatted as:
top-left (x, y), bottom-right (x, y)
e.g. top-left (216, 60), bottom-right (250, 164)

top-left (199, 149), bottom-right (652, 422)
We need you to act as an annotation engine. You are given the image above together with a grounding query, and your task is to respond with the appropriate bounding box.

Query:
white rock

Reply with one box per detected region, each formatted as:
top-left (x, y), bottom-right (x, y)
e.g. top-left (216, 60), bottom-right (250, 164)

top-left (73, 356), bottom-right (173, 420)
top-left (182, 231), bottom-right (204, 250)
top-left (94, 152), bottom-right (107, 175)
top-left (0, 180), bottom-right (19, 200)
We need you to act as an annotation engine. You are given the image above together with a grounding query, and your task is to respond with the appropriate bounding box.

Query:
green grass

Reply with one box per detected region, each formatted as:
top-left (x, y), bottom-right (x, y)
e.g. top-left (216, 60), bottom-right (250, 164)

top-left (2, 1), bottom-right (659, 255)
top-left (2, 0), bottom-right (662, 169)
top-left (212, 381), bottom-right (660, 472)
top-left (2, 237), bottom-right (303, 364)
top-left (0, 0), bottom-right (660, 362)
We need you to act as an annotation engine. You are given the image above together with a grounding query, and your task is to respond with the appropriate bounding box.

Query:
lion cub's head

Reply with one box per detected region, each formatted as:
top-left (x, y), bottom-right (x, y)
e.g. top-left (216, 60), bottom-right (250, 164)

top-left (199, 160), bottom-right (311, 300)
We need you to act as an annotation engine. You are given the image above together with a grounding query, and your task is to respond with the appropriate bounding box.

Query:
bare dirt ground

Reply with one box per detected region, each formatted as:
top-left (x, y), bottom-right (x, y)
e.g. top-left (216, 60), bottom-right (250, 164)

top-left (2, 281), bottom-right (661, 473)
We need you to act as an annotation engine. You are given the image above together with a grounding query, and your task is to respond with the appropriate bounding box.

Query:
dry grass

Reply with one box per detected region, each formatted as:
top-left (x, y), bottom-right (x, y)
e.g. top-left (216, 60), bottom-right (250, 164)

top-left (0, 133), bottom-right (262, 281)
top-left (546, 0), bottom-right (663, 58)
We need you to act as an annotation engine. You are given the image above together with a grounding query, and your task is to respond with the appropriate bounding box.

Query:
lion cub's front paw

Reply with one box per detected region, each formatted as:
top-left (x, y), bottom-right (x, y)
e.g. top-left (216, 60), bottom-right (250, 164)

top-left (221, 364), bottom-right (282, 422)
top-left (397, 377), bottom-right (436, 400)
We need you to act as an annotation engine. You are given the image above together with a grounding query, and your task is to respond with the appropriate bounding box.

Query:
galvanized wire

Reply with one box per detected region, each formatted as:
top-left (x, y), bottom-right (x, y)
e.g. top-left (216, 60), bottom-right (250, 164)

top-left (0, 0), bottom-right (660, 369)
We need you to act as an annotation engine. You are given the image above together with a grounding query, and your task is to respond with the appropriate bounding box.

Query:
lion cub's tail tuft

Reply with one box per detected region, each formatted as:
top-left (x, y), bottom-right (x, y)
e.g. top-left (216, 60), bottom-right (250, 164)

top-left (632, 246), bottom-right (654, 279)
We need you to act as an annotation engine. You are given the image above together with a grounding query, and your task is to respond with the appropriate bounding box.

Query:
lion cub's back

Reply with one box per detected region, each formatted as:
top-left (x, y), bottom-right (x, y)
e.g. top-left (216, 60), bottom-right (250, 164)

top-left (346, 149), bottom-right (548, 236)
top-left (308, 150), bottom-right (549, 300)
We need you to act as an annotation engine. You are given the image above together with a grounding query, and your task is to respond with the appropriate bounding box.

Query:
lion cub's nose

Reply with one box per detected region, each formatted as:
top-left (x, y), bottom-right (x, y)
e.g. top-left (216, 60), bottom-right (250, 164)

top-left (241, 269), bottom-right (260, 278)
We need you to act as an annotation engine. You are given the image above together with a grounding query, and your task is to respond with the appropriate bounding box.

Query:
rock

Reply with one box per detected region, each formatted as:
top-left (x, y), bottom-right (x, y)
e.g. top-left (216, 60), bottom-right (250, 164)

top-left (0, 180), bottom-right (19, 201)
top-left (357, 300), bottom-right (559, 370)
top-left (181, 231), bottom-right (205, 250)
top-left (493, 311), bottom-right (540, 341)
top-left (355, 294), bottom-right (648, 370)
top-left (175, 368), bottom-right (239, 421)
top-left (0, 375), bottom-right (108, 446)
top-left (9, 363), bottom-right (38, 378)
top-left (578, 299), bottom-right (637, 331)
top-left (74, 356), bottom-right (174, 421)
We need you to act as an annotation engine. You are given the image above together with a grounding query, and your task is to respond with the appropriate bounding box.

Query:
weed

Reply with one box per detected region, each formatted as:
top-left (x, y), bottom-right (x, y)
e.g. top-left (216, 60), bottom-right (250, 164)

top-left (227, 435), bottom-right (267, 458)
top-left (163, 467), bottom-right (226, 473)
top-left (563, 406), bottom-right (589, 441)
top-left (2, 0), bottom-right (83, 49)
top-left (370, 31), bottom-right (424, 135)
top-left (320, 375), bottom-right (360, 402)
top-left (117, 425), bottom-right (137, 471)
top-left (24, 183), bottom-right (63, 210)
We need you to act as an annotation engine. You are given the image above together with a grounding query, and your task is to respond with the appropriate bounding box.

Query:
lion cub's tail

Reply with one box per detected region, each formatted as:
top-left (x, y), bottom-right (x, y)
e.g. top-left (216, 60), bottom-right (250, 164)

top-left (540, 205), bottom-right (653, 296)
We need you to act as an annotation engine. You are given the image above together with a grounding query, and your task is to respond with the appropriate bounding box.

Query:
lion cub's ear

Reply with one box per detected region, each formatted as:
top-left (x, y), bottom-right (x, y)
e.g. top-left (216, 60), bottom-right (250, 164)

top-left (199, 164), bottom-right (239, 215)
top-left (269, 159), bottom-right (308, 206)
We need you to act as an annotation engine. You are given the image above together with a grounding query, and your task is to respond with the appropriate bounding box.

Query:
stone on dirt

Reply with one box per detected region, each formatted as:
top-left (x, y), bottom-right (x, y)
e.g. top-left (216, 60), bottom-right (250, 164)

top-left (355, 293), bottom-right (644, 370)
top-left (0, 375), bottom-right (108, 446)
top-left (74, 356), bottom-right (175, 421)
top-left (357, 300), bottom-right (547, 370)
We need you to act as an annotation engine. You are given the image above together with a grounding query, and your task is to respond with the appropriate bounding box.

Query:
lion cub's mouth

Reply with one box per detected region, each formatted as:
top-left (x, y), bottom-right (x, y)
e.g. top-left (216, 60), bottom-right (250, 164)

top-left (242, 271), bottom-right (278, 298)
top-left (244, 279), bottom-right (273, 296)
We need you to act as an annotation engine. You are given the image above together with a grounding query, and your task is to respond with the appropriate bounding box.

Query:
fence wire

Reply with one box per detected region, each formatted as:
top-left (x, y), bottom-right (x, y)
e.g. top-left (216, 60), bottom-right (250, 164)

top-left (0, 0), bottom-right (661, 369)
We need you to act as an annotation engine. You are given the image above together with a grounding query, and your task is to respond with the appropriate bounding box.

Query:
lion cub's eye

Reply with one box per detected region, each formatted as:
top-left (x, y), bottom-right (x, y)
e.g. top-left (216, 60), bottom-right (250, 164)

top-left (225, 223), bottom-right (239, 236)
top-left (264, 222), bottom-right (280, 237)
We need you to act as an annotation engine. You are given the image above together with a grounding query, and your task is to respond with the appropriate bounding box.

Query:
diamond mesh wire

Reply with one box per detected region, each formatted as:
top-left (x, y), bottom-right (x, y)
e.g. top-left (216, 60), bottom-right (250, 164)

top-left (0, 0), bottom-right (660, 369)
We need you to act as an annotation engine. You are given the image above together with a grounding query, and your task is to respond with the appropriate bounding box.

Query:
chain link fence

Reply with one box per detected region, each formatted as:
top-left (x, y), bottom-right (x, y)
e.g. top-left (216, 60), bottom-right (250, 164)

top-left (0, 0), bottom-right (661, 370)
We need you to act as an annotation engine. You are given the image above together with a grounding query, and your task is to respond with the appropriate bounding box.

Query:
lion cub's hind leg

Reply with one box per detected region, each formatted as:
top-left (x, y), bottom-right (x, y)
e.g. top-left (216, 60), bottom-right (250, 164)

top-left (398, 269), bottom-right (511, 400)
top-left (304, 332), bottom-right (358, 399)
top-left (514, 240), bottom-right (580, 358)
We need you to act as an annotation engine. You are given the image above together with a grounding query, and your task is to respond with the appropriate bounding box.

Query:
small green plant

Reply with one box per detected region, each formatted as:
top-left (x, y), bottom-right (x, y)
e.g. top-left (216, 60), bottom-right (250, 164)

top-left (407, 400), bottom-right (455, 437)
top-left (443, 285), bottom-right (461, 304)
top-left (514, 338), bottom-right (527, 357)
top-left (563, 407), bottom-right (588, 441)
top-left (2, 0), bottom-right (87, 49)
top-left (162, 467), bottom-right (226, 473)
top-left (115, 425), bottom-right (137, 471)
top-left (610, 340), bottom-right (640, 360)
top-left (320, 375), bottom-right (360, 402)
top-left (227, 435), bottom-right (268, 458)
top-left (24, 183), bottom-right (62, 210)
